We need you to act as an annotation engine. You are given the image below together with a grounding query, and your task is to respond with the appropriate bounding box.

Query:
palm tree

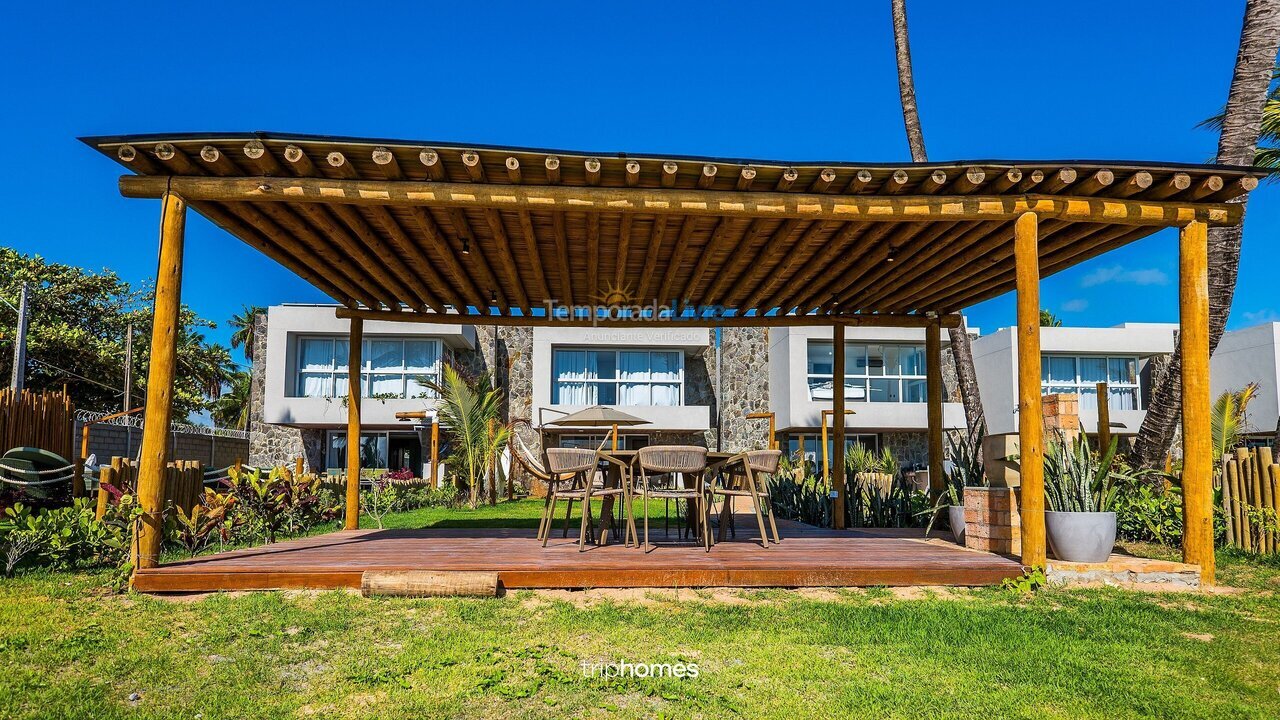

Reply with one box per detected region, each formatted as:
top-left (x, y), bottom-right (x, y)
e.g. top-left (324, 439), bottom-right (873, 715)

top-left (426, 364), bottom-right (506, 508)
top-left (1211, 383), bottom-right (1260, 465)
top-left (209, 370), bottom-right (251, 429)
top-left (889, 0), bottom-right (988, 440)
top-left (229, 305), bottom-right (264, 362)
top-left (1040, 309), bottom-right (1063, 327)
top-left (1133, 0), bottom-right (1280, 468)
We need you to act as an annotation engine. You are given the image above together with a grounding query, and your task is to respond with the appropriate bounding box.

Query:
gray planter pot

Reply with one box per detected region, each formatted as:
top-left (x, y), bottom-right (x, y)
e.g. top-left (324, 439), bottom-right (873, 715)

top-left (948, 505), bottom-right (966, 545)
top-left (1045, 510), bottom-right (1116, 563)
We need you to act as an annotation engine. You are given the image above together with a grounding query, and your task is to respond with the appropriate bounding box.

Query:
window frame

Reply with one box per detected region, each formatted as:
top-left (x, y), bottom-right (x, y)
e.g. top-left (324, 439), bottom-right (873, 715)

top-left (1039, 353), bottom-right (1142, 411)
top-left (805, 340), bottom-right (928, 403)
top-left (550, 347), bottom-right (686, 406)
top-left (293, 335), bottom-right (443, 400)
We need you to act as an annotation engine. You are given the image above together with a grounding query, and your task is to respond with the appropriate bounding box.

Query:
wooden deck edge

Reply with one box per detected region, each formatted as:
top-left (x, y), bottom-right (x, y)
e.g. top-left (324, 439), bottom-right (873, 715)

top-left (133, 565), bottom-right (1022, 593)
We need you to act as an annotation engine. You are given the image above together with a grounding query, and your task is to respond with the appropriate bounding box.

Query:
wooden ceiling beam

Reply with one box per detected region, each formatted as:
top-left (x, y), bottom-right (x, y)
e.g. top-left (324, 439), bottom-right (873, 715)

top-left (680, 217), bottom-right (740, 304)
top-left (789, 222), bottom-right (898, 313)
top-left (585, 213), bottom-right (600, 303)
top-left (550, 212), bottom-right (575, 305)
top-left (638, 215), bottom-right (668, 301)
top-left (657, 216), bottom-right (701, 304)
top-left (193, 202), bottom-right (352, 305)
top-left (315, 150), bottom-right (447, 313)
top-left (763, 222), bottom-right (869, 314)
top-left (701, 218), bottom-right (772, 306)
top-left (122, 175), bottom-right (1242, 226)
top-left (744, 220), bottom-right (832, 310)
top-left (723, 218), bottom-right (802, 308)
top-left (831, 220), bottom-right (974, 310)
top-left (483, 209), bottom-right (531, 312)
top-left (615, 213), bottom-right (633, 291)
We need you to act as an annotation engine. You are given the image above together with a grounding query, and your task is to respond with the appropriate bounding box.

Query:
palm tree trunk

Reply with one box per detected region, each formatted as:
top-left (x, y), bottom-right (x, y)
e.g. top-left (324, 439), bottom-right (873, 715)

top-left (949, 320), bottom-right (987, 440)
top-left (1133, 0), bottom-right (1280, 468)
top-left (891, 0), bottom-right (988, 439)
top-left (891, 0), bottom-right (927, 162)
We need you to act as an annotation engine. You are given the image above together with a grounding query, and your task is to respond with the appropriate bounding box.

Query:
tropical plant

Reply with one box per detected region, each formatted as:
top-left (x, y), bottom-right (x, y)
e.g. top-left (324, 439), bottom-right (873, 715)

top-left (1211, 383), bottom-right (1260, 464)
top-left (172, 489), bottom-right (238, 557)
top-left (1114, 475), bottom-right (1184, 544)
top-left (941, 430), bottom-right (987, 507)
top-left (228, 305), bottom-right (264, 362)
top-left (1134, 1), bottom-right (1280, 469)
top-left (210, 370), bottom-right (251, 429)
top-left (0, 248), bottom-right (233, 417)
top-left (1040, 309), bottom-right (1063, 327)
top-left (1043, 433), bottom-right (1132, 513)
top-left (426, 364), bottom-right (507, 508)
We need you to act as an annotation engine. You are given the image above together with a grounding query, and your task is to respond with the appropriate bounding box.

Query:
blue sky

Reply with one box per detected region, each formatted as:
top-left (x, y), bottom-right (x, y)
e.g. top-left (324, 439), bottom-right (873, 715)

top-left (2, 0), bottom-right (1276, 358)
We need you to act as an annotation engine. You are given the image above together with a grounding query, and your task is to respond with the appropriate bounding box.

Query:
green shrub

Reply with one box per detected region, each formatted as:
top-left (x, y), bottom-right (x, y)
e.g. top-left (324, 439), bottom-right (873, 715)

top-left (1113, 475), bottom-right (1183, 544)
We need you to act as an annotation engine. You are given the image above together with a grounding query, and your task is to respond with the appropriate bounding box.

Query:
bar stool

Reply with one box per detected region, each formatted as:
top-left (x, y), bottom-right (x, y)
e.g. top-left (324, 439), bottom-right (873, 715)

top-left (709, 449), bottom-right (783, 547)
top-left (634, 445), bottom-right (710, 553)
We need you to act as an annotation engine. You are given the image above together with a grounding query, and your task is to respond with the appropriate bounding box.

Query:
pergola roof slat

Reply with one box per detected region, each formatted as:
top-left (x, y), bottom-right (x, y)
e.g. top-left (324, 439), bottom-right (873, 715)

top-left (85, 132), bottom-right (1262, 325)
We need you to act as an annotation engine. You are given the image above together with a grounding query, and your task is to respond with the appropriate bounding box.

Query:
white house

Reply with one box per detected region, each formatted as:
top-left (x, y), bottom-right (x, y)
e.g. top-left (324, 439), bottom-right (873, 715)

top-left (972, 323), bottom-right (1177, 437)
top-left (1211, 322), bottom-right (1280, 441)
top-left (767, 325), bottom-right (968, 466)
top-left (258, 304), bottom-right (476, 472)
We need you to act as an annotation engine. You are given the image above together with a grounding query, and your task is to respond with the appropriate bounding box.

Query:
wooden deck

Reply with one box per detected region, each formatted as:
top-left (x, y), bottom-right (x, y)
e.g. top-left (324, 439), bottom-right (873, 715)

top-left (133, 519), bottom-right (1024, 593)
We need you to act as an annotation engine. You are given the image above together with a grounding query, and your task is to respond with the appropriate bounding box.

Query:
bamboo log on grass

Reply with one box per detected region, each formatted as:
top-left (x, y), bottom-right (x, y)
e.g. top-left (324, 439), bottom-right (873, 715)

top-left (1230, 455), bottom-right (1251, 552)
top-left (1222, 458), bottom-right (1236, 547)
top-left (1261, 447), bottom-right (1276, 553)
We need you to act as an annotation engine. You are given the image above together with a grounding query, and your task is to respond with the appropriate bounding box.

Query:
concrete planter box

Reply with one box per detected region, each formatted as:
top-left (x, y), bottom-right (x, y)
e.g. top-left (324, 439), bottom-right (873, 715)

top-left (1045, 511), bottom-right (1116, 563)
top-left (947, 505), bottom-right (966, 545)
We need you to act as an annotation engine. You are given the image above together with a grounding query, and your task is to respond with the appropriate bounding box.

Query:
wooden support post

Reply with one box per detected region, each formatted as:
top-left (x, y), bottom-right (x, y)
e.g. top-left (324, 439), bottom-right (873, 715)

top-left (832, 323), bottom-right (847, 529)
top-left (430, 417), bottom-right (440, 489)
top-left (75, 422), bottom-right (91, 499)
top-left (345, 317), bottom-right (363, 530)
top-left (1180, 219), bottom-right (1214, 584)
top-left (1096, 381), bottom-right (1112, 452)
top-left (926, 321), bottom-right (945, 498)
top-left (295, 456), bottom-right (304, 478)
top-left (133, 191), bottom-right (186, 569)
top-left (1014, 212), bottom-right (1046, 568)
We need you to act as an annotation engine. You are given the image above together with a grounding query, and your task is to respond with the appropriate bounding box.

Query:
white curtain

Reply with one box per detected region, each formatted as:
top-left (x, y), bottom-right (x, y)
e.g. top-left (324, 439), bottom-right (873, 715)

top-left (554, 350), bottom-right (597, 405)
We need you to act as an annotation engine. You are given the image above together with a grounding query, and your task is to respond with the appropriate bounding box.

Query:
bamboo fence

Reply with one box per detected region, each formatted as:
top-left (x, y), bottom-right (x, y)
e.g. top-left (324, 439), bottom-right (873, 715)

top-left (95, 457), bottom-right (204, 519)
top-left (0, 388), bottom-right (74, 460)
top-left (1222, 446), bottom-right (1280, 554)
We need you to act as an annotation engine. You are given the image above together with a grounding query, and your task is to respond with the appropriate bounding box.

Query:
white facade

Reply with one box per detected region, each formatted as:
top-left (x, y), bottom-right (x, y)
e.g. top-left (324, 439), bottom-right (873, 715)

top-left (768, 325), bottom-right (967, 434)
top-left (1211, 322), bottom-right (1280, 437)
top-left (972, 323), bottom-right (1177, 436)
top-left (262, 304), bottom-right (476, 430)
top-left (531, 326), bottom-right (712, 433)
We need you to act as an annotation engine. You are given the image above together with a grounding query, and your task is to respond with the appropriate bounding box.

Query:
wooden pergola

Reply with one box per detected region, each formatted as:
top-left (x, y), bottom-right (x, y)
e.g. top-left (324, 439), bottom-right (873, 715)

top-left (83, 132), bottom-right (1260, 586)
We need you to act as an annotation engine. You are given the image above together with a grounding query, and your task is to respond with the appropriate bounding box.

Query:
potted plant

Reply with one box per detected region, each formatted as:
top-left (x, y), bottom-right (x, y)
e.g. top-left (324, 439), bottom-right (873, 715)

top-left (1043, 433), bottom-right (1124, 563)
top-left (927, 430), bottom-right (986, 544)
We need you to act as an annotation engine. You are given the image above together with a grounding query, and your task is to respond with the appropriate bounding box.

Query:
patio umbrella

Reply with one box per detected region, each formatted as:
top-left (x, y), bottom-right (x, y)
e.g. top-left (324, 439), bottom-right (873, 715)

top-left (545, 405), bottom-right (650, 451)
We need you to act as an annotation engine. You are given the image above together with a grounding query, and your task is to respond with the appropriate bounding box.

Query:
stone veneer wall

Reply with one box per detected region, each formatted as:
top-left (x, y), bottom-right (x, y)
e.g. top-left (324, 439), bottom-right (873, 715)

top-left (881, 431), bottom-right (928, 468)
top-left (718, 328), bottom-right (769, 452)
top-left (248, 312), bottom-right (325, 471)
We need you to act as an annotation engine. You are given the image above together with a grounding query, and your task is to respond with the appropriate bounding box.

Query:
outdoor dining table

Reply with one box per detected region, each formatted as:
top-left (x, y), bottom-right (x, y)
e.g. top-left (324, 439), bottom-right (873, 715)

top-left (586, 449), bottom-right (734, 546)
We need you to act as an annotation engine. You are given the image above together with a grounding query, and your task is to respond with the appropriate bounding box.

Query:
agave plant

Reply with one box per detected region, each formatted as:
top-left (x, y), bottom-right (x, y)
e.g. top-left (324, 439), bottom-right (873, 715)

top-left (924, 429), bottom-right (986, 535)
top-left (1043, 432), bottom-right (1127, 513)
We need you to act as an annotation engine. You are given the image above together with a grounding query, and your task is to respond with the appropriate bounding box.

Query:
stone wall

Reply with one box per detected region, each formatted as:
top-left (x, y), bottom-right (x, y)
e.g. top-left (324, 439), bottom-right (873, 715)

top-left (247, 312), bottom-right (325, 471)
top-left (882, 431), bottom-right (928, 469)
top-left (718, 328), bottom-right (769, 452)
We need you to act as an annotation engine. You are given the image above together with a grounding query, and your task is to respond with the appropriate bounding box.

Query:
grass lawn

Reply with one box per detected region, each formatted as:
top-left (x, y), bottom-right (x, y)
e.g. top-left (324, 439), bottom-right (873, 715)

top-left (3, 502), bottom-right (1280, 719)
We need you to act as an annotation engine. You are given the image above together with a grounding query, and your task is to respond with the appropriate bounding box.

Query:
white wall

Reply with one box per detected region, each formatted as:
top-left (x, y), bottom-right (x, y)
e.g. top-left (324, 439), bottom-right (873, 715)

top-left (262, 305), bottom-right (476, 429)
top-left (531, 326), bottom-right (712, 431)
top-left (972, 323), bottom-right (1177, 436)
top-left (768, 325), bottom-right (966, 432)
top-left (1211, 323), bottom-right (1280, 435)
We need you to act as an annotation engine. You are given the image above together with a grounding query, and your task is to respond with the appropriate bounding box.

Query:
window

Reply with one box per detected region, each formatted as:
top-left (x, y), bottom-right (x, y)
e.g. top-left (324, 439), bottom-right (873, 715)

top-left (558, 434), bottom-right (650, 450)
top-left (326, 431), bottom-right (389, 470)
top-left (1041, 354), bottom-right (1140, 411)
top-left (295, 337), bottom-right (441, 399)
top-left (552, 349), bottom-right (683, 406)
top-left (787, 433), bottom-right (879, 463)
top-left (806, 341), bottom-right (927, 402)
